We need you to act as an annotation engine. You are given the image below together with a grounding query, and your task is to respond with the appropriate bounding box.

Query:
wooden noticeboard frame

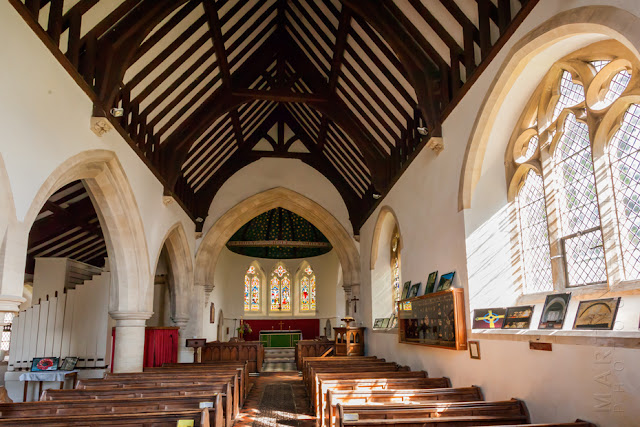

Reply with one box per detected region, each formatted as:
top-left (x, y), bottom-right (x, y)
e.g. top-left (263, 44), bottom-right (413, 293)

top-left (397, 288), bottom-right (467, 350)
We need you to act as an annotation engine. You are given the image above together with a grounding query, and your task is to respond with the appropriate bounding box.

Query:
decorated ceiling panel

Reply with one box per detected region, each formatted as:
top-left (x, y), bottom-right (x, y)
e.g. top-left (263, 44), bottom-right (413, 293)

top-left (15, 0), bottom-right (537, 231)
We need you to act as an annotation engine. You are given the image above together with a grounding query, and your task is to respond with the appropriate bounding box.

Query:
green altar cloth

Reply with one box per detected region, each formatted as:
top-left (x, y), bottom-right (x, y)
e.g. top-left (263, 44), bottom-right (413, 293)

top-left (259, 330), bottom-right (302, 348)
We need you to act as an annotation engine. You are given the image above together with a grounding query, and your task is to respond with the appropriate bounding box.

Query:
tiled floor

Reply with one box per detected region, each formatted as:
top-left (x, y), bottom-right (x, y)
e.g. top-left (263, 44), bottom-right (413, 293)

top-left (234, 372), bottom-right (317, 427)
top-left (261, 362), bottom-right (298, 372)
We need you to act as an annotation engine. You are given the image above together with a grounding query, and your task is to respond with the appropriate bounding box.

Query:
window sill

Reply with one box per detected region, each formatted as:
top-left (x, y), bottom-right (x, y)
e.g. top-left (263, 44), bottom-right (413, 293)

top-left (469, 328), bottom-right (640, 348)
top-left (371, 327), bottom-right (398, 335)
top-left (516, 281), bottom-right (640, 305)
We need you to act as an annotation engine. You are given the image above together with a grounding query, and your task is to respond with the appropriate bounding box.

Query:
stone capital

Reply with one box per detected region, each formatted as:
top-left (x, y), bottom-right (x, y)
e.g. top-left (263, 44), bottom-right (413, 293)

top-left (172, 316), bottom-right (190, 329)
top-left (0, 295), bottom-right (26, 312)
top-left (109, 311), bottom-right (153, 327)
top-left (162, 195), bottom-right (175, 206)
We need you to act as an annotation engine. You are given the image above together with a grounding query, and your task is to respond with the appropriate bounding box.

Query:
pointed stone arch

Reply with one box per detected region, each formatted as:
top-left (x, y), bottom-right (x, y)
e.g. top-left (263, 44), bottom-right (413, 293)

top-left (459, 6), bottom-right (640, 211)
top-left (195, 187), bottom-right (360, 298)
top-left (369, 206), bottom-right (403, 270)
top-left (153, 222), bottom-right (194, 322)
top-left (21, 150), bottom-right (152, 315)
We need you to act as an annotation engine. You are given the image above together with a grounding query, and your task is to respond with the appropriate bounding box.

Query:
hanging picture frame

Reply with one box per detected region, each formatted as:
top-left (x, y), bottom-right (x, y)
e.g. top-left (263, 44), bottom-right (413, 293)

top-left (424, 271), bottom-right (438, 295)
top-left (573, 298), bottom-right (620, 330)
top-left (210, 302), bottom-right (215, 324)
top-left (539, 293), bottom-right (571, 329)
top-left (472, 308), bottom-right (507, 329)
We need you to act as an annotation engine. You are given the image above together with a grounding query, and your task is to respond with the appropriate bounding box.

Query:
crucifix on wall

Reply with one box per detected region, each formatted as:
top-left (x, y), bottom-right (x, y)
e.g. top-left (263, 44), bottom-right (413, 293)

top-left (278, 321), bottom-right (284, 329)
top-left (350, 295), bottom-right (360, 313)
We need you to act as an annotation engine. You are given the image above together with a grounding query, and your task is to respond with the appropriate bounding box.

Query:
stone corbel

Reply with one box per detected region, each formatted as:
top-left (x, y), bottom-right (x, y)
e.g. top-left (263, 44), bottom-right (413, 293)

top-left (162, 195), bottom-right (175, 206)
top-left (426, 136), bottom-right (444, 154)
top-left (90, 116), bottom-right (114, 137)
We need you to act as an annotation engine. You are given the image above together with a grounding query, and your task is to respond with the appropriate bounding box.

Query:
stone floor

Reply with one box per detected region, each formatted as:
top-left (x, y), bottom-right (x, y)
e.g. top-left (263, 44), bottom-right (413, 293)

top-left (234, 372), bottom-right (317, 427)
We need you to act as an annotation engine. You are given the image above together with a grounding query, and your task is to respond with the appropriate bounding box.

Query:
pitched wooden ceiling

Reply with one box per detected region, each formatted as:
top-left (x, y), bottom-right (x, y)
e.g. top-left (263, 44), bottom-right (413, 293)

top-left (14, 0), bottom-right (537, 232)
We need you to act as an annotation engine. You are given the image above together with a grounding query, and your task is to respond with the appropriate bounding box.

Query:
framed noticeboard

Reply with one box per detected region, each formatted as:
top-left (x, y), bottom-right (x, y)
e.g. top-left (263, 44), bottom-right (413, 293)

top-left (397, 288), bottom-right (467, 350)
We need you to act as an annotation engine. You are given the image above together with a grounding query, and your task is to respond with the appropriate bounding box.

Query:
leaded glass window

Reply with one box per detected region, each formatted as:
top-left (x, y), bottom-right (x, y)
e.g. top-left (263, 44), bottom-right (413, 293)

top-left (270, 263), bottom-right (291, 311)
top-left (300, 265), bottom-right (316, 311)
top-left (244, 265), bottom-right (260, 312)
top-left (555, 113), bottom-right (607, 286)
top-left (517, 170), bottom-right (553, 293)
top-left (552, 71), bottom-right (585, 122)
top-left (609, 104), bottom-right (640, 280)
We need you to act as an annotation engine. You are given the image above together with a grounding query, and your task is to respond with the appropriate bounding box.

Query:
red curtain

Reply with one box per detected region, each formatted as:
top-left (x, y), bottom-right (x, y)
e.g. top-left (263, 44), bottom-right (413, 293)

top-left (144, 327), bottom-right (179, 367)
top-left (243, 319), bottom-right (320, 341)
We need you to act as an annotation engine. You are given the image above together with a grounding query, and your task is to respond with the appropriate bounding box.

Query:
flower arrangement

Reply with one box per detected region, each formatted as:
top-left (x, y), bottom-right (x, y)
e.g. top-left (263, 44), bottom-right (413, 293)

top-left (236, 322), bottom-right (252, 336)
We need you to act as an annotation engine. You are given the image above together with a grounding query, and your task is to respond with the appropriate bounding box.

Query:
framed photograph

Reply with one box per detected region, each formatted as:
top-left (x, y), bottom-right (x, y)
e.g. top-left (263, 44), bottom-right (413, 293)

top-left (573, 298), bottom-right (621, 330)
top-left (539, 293), bottom-right (571, 329)
top-left (381, 318), bottom-right (390, 328)
top-left (408, 283), bottom-right (421, 298)
top-left (209, 302), bottom-right (215, 324)
top-left (502, 306), bottom-right (534, 329)
top-left (473, 308), bottom-right (506, 329)
top-left (31, 357), bottom-right (59, 372)
top-left (373, 318), bottom-right (384, 328)
top-left (436, 271), bottom-right (455, 292)
top-left (468, 340), bottom-right (480, 359)
top-left (59, 356), bottom-right (78, 371)
top-left (389, 314), bottom-right (397, 328)
top-left (424, 271), bottom-right (438, 295)
top-left (401, 281), bottom-right (411, 299)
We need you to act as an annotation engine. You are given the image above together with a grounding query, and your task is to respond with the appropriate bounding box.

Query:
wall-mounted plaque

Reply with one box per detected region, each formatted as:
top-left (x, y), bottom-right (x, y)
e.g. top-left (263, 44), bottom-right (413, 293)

top-left (397, 288), bottom-right (467, 350)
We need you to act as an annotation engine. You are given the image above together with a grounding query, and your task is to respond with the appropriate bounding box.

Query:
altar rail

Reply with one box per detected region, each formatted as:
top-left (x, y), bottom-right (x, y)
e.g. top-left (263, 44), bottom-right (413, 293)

top-left (296, 340), bottom-right (335, 370)
top-left (202, 341), bottom-right (264, 373)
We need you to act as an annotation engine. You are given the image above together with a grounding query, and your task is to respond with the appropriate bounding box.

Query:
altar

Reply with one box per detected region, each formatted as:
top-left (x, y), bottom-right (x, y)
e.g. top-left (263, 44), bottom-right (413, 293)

top-left (259, 330), bottom-right (302, 348)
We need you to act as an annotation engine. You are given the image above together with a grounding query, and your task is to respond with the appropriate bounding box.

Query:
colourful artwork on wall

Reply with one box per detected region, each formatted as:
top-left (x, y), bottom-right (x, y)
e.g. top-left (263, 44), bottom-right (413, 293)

top-left (573, 298), bottom-right (620, 330)
top-left (473, 308), bottom-right (506, 329)
top-left (539, 293), bottom-right (571, 329)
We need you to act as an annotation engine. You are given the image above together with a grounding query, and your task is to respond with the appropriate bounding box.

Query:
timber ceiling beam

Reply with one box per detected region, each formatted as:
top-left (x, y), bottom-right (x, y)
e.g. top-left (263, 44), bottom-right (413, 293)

top-left (341, 0), bottom-right (442, 136)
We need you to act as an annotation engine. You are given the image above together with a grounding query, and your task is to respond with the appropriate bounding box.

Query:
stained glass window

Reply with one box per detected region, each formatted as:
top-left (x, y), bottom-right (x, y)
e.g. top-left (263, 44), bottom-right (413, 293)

top-left (244, 265), bottom-right (260, 312)
top-left (609, 104), bottom-right (640, 280)
top-left (300, 265), bottom-right (316, 311)
top-left (555, 113), bottom-right (607, 286)
top-left (270, 263), bottom-right (291, 311)
top-left (517, 170), bottom-right (553, 293)
top-left (391, 229), bottom-right (401, 313)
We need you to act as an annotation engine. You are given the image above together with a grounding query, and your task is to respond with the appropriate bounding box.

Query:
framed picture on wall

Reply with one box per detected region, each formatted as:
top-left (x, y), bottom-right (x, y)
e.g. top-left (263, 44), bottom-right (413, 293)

top-left (573, 298), bottom-right (620, 330)
top-left (210, 303), bottom-right (215, 324)
top-left (539, 293), bottom-right (571, 329)
top-left (409, 283), bottom-right (421, 298)
top-left (436, 271), bottom-right (455, 292)
top-left (401, 281), bottom-right (411, 299)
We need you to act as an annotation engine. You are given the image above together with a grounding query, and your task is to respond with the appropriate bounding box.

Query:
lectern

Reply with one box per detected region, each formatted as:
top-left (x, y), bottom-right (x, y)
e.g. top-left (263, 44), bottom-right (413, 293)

top-left (333, 326), bottom-right (365, 356)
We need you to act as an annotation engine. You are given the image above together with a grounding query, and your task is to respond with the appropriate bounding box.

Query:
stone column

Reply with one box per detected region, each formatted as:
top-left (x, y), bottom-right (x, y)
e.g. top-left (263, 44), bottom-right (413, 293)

top-left (109, 311), bottom-right (152, 373)
top-left (172, 316), bottom-right (193, 363)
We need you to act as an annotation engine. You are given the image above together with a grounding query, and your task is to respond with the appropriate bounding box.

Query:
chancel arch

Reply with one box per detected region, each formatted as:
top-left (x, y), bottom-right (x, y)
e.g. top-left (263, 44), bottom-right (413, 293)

top-left (194, 187), bottom-right (360, 300)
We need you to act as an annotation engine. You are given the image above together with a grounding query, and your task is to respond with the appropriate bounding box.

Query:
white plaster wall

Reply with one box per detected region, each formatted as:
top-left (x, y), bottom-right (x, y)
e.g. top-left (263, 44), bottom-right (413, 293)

top-left (201, 158), bottom-right (354, 242)
top-left (0, 2), bottom-right (196, 311)
top-left (202, 247), bottom-right (344, 341)
top-left (360, 1), bottom-right (640, 425)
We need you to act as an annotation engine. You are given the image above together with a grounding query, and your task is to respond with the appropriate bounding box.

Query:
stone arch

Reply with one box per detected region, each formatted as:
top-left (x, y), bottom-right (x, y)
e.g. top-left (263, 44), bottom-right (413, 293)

top-left (23, 150), bottom-right (151, 315)
top-left (459, 5), bottom-right (640, 211)
top-left (153, 222), bottom-right (193, 322)
top-left (195, 187), bottom-right (360, 297)
top-left (0, 154), bottom-right (24, 311)
top-left (369, 206), bottom-right (403, 270)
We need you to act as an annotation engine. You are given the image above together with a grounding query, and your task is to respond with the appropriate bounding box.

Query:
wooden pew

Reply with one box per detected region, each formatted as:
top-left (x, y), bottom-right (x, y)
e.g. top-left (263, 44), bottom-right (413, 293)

top-left (76, 374), bottom-right (239, 418)
top-left (296, 339), bottom-right (335, 370)
top-left (107, 368), bottom-right (246, 405)
top-left (316, 374), bottom-right (444, 419)
top-left (42, 384), bottom-right (233, 427)
top-left (307, 363), bottom-right (408, 412)
top-left (302, 357), bottom-right (382, 382)
top-left (307, 363), bottom-right (404, 399)
top-left (0, 394), bottom-right (223, 427)
top-left (155, 361), bottom-right (250, 398)
top-left (325, 387), bottom-right (483, 427)
top-left (336, 399), bottom-right (530, 426)
top-left (0, 408), bottom-right (212, 426)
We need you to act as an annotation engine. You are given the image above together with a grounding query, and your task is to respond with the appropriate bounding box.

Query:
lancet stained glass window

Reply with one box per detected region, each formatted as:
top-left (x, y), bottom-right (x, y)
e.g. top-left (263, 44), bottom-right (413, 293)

top-left (300, 265), bottom-right (316, 311)
top-left (270, 263), bottom-right (291, 311)
top-left (244, 265), bottom-right (260, 312)
top-left (391, 228), bottom-right (401, 313)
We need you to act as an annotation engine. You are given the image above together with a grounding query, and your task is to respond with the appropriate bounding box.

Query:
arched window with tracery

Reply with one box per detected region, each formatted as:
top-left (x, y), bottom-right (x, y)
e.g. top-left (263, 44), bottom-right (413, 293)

top-left (270, 263), bottom-right (291, 312)
top-left (300, 264), bottom-right (316, 312)
top-left (244, 264), bottom-right (261, 312)
top-left (506, 40), bottom-right (640, 293)
top-left (391, 227), bottom-right (401, 311)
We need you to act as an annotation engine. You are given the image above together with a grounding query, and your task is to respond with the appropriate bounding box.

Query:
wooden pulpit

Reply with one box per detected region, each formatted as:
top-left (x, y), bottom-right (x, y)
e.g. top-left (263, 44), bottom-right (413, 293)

top-left (333, 326), bottom-right (365, 356)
